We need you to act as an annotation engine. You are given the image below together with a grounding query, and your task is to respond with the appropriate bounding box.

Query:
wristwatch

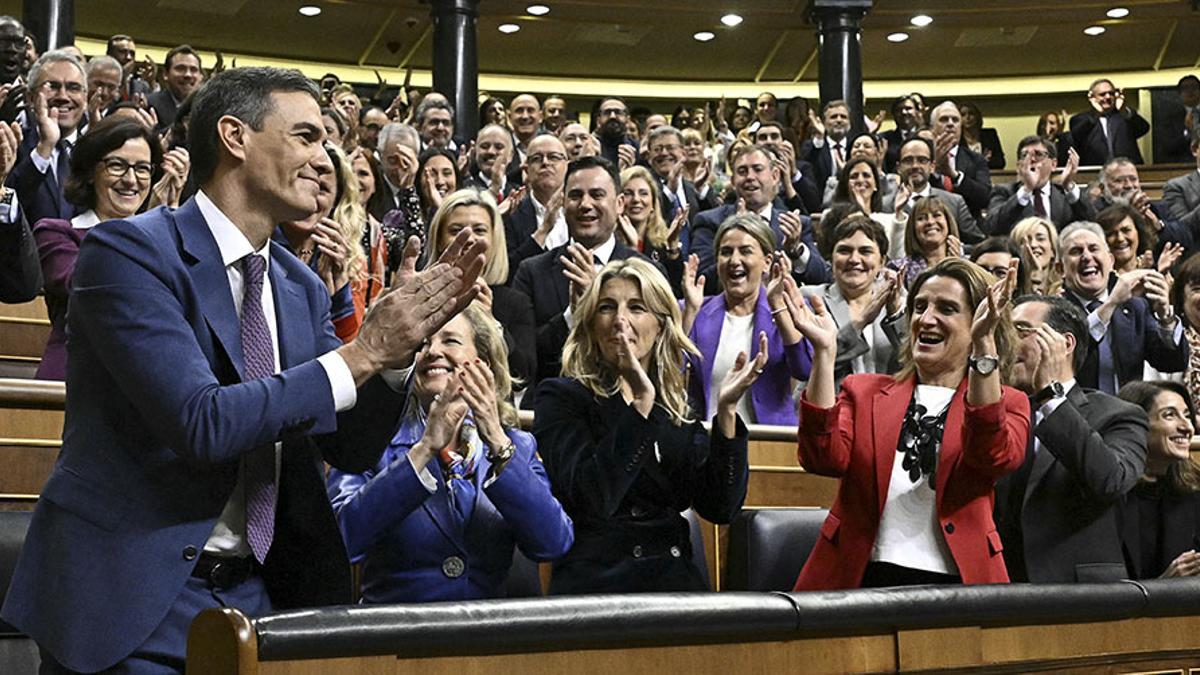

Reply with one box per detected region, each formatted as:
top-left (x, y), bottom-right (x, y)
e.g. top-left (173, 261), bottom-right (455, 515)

top-left (487, 439), bottom-right (515, 463)
top-left (968, 354), bottom-right (1000, 376)
top-left (1033, 380), bottom-right (1065, 407)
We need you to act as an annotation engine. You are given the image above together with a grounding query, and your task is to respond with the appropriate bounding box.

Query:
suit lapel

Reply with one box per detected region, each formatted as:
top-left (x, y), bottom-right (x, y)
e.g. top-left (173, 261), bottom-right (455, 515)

top-left (934, 382), bottom-right (969, 498)
top-left (420, 459), bottom-right (469, 554)
top-left (269, 246), bottom-right (313, 369)
top-left (1023, 386), bottom-right (1087, 508)
top-left (873, 377), bottom-right (914, 514)
top-left (177, 199), bottom-right (247, 379)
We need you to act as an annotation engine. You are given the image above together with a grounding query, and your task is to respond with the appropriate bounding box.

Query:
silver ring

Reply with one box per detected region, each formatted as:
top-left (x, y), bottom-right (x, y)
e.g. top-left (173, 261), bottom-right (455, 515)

top-left (433, 394), bottom-right (441, 402)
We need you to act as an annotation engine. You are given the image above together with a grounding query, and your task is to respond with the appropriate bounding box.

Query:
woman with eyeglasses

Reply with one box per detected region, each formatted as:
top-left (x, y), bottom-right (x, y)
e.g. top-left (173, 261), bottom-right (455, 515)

top-left (32, 116), bottom-right (166, 380)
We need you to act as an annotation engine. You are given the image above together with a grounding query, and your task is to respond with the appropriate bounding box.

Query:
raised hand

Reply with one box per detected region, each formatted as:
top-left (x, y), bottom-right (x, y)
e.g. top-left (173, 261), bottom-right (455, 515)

top-left (970, 257), bottom-right (1018, 346)
top-left (582, 133), bottom-right (601, 158)
top-left (666, 205), bottom-right (688, 250)
top-left (561, 242), bottom-right (598, 311)
top-left (0, 120), bottom-right (22, 183)
top-left (682, 253), bottom-right (705, 326)
top-left (457, 358), bottom-right (508, 450)
top-left (533, 191), bottom-right (562, 247)
top-left (1158, 242), bottom-right (1185, 274)
top-left (617, 143), bottom-right (636, 171)
top-left (946, 234), bottom-right (963, 259)
top-left (1142, 270), bottom-right (1173, 321)
top-left (868, 109), bottom-right (887, 133)
top-left (781, 276), bottom-right (838, 354)
top-left (934, 128), bottom-right (955, 175)
top-left (778, 209), bottom-right (805, 256)
top-left (33, 86), bottom-right (60, 160)
top-left (716, 331), bottom-right (768, 412)
top-left (1030, 324), bottom-right (1070, 391)
top-left (475, 280), bottom-right (494, 313)
top-left (853, 270), bottom-right (897, 331)
top-left (313, 218), bottom-right (353, 295)
top-left (420, 383), bottom-right (470, 453)
top-left (613, 316), bottom-right (656, 415)
top-left (893, 181), bottom-right (912, 217)
top-left (1059, 147), bottom-right (1080, 187)
top-left (456, 140), bottom-right (474, 174)
top-left (615, 214), bottom-right (639, 247)
top-left (807, 109), bottom-right (825, 140)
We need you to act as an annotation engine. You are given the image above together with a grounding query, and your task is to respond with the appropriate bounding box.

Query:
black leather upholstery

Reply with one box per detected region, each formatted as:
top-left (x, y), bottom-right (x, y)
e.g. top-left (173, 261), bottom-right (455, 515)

top-left (725, 508), bottom-right (828, 591)
top-left (502, 549), bottom-right (542, 598)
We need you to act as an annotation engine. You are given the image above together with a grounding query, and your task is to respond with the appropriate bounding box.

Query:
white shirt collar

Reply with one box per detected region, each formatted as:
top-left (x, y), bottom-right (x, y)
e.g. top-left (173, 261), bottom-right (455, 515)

top-left (756, 203), bottom-right (773, 220)
top-left (195, 190), bottom-right (271, 270)
top-left (70, 209), bottom-right (100, 230)
top-left (580, 234), bottom-right (618, 266)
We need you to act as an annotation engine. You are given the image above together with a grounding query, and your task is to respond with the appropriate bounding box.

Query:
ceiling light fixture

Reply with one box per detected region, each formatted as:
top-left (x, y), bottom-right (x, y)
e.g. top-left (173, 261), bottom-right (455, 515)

top-left (1083, 25), bottom-right (1106, 36)
top-left (299, 5), bottom-right (321, 17)
top-left (526, 4), bottom-right (550, 16)
top-left (1106, 7), bottom-right (1129, 18)
top-left (910, 14), bottom-right (933, 27)
top-left (499, 23), bottom-right (521, 34)
top-left (694, 31), bottom-right (716, 42)
top-left (887, 32), bottom-right (910, 43)
top-left (721, 14), bottom-right (743, 27)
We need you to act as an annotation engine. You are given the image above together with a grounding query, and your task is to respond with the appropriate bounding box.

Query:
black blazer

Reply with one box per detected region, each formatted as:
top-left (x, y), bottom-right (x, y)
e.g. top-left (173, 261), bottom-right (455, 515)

top-left (995, 386), bottom-right (1147, 583)
top-left (0, 211), bottom-right (41, 303)
top-left (798, 138), bottom-right (837, 195)
top-left (972, 128), bottom-right (1006, 170)
top-left (5, 121), bottom-right (78, 228)
top-left (491, 284), bottom-right (536, 389)
top-left (930, 144), bottom-right (991, 218)
top-left (532, 377), bottom-right (748, 594)
top-left (1119, 482), bottom-right (1200, 579)
top-left (146, 89), bottom-right (179, 132)
top-left (1069, 109), bottom-right (1149, 166)
top-left (984, 181), bottom-right (1096, 235)
top-left (502, 194), bottom-right (545, 274)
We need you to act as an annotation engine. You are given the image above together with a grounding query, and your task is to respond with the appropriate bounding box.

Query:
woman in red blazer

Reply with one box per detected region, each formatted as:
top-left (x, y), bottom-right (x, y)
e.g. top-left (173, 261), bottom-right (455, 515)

top-left (781, 257), bottom-right (1028, 589)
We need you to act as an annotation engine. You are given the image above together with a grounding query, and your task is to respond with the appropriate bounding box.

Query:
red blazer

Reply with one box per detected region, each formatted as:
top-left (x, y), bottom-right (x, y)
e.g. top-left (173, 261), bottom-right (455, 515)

top-left (793, 374), bottom-right (1028, 590)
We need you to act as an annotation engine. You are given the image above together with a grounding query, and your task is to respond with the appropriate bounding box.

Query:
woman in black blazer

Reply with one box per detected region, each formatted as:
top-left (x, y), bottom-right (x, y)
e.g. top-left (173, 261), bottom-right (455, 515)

top-left (959, 101), bottom-right (1006, 170)
top-left (426, 188), bottom-right (536, 391)
top-left (533, 258), bottom-right (763, 594)
top-left (1117, 380), bottom-right (1200, 579)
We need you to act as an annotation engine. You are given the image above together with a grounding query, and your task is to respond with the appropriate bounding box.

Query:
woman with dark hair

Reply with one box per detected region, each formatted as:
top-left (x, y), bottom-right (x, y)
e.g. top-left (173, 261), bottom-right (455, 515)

top-left (888, 195), bottom-right (962, 287)
top-left (479, 97), bottom-right (509, 129)
top-left (822, 133), bottom-right (898, 208)
top-left (958, 101), bottom-right (1005, 170)
top-left (1116, 380), bottom-right (1200, 579)
top-left (1097, 202), bottom-right (1154, 274)
top-left (1170, 253), bottom-right (1200, 415)
top-left (348, 146), bottom-right (388, 316)
top-left (784, 97), bottom-right (814, 149)
top-left (416, 146), bottom-right (461, 220)
top-left (321, 106), bottom-right (349, 148)
top-left (32, 116), bottom-right (164, 380)
top-left (970, 236), bottom-right (1031, 296)
top-left (785, 257), bottom-right (1026, 589)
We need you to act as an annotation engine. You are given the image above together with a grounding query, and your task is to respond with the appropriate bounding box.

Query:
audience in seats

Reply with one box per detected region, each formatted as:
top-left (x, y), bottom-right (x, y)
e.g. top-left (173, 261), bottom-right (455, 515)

top-left (593, 97), bottom-right (638, 169)
top-left (541, 95), bottom-right (566, 134)
top-left (504, 133), bottom-right (569, 272)
top-left (645, 125), bottom-right (711, 226)
top-left (883, 137), bottom-right (981, 249)
top-left (32, 116), bottom-right (165, 380)
top-left (426, 188), bottom-right (536, 390)
top-left (821, 131), bottom-right (897, 211)
top-left (1011, 216), bottom-right (1062, 295)
top-left (1070, 78), bottom-right (1149, 166)
top-left (985, 135), bottom-right (1091, 235)
top-left (1036, 109), bottom-right (1074, 166)
top-left (1057, 222), bottom-right (1187, 394)
top-left (328, 303), bottom-right (572, 603)
top-left (789, 257), bottom-right (1026, 589)
top-left (995, 295), bottom-right (1147, 583)
top-left (970, 236), bottom-right (1031, 295)
top-left (880, 95), bottom-right (922, 173)
top-left (415, 146), bottom-right (459, 221)
top-left (799, 99), bottom-right (852, 193)
top-left (1096, 202), bottom-right (1174, 276)
top-left (1168, 253), bottom-right (1200, 418)
top-left (926, 100), bottom-right (992, 220)
top-left (753, 120), bottom-right (820, 214)
top-left (888, 195), bottom-right (963, 288)
top-left (957, 101), bottom-right (1005, 171)
top-left (534, 258), bottom-right (754, 593)
top-left (800, 216), bottom-right (905, 390)
top-left (1117, 380), bottom-right (1200, 579)
top-left (681, 213), bottom-right (813, 425)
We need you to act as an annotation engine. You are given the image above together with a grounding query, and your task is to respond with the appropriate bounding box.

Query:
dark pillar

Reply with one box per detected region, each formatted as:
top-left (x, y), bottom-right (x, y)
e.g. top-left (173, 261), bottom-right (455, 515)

top-left (23, 0), bottom-right (74, 52)
top-left (429, 0), bottom-right (479, 146)
top-left (808, 0), bottom-right (871, 136)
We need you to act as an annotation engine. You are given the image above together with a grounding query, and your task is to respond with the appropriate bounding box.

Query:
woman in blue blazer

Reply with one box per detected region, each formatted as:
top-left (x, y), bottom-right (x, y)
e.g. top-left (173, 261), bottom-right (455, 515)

top-left (328, 303), bottom-right (573, 603)
top-left (681, 212), bottom-right (812, 425)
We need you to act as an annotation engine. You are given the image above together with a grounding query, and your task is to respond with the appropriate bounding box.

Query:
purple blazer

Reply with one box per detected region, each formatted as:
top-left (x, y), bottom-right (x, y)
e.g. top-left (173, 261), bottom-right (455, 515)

top-left (687, 288), bottom-right (812, 426)
top-left (31, 217), bottom-right (87, 380)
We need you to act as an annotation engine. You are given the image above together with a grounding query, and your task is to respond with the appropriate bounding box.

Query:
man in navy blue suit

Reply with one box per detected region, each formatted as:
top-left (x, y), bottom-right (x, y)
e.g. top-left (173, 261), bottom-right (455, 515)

top-left (0, 67), bottom-right (484, 673)
top-left (689, 144), bottom-right (829, 295)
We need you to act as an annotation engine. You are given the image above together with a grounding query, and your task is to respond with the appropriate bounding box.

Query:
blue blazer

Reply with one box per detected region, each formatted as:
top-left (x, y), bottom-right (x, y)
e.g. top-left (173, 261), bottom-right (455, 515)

top-left (1062, 287), bottom-right (1189, 391)
top-left (5, 121), bottom-right (79, 228)
top-left (328, 417), bottom-right (573, 604)
top-left (687, 288), bottom-right (811, 426)
top-left (688, 199), bottom-right (830, 296)
top-left (0, 199), bottom-right (405, 672)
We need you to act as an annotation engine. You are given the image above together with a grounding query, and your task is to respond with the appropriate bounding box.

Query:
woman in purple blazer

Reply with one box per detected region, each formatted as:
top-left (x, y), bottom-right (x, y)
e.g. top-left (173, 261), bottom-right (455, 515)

top-left (681, 212), bottom-right (812, 425)
top-left (32, 116), bottom-right (168, 380)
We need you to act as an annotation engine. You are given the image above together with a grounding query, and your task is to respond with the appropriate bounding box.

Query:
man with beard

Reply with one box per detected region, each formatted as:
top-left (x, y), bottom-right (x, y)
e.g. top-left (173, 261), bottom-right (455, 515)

top-left (985, 135), bottom-right (1092, 235)
top-left (1070, 78), bottom-right (1149, 166)
top-left (504, 133), bottom-right (569, 270)
top-left (106, 34), bottom-right (150, 100)
top-left (754, 120), bottom-right (820, 214)
top-left (594, 97), bottom-right (637, 171)
top-left (148, 45), bottom-right (203, 132)
top-left (799, 99), bottom-right (852, 194)
top-left (926, 100), bottom-right (992, 220)
top-left (995, 295), bottom-right (1147, 583)
top-left (508, 93), bottom-right (543, 163)
top-left (464, 123), bottom-right (516, 199)
top-left (882, 137), bottom-right (982, 245)
top-left (690, 144), bottom-right (828, 294)
top-left (6, 50), bottom-right (87, 227)
top-left (542, 95), bottom-right (567, 134)
top-left (879, 94), bottom-right (922, 172)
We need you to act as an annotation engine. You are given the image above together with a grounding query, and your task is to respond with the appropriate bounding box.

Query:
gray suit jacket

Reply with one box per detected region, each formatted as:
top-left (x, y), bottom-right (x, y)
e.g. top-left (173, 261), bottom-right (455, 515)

top-left (881, 186), bottom-right (984, 246)
top-left (995, 385), bottom-right (1147, 584)
top-left (1163, 170), bottom-right (1200, 228)
top-left (798, 282), bottom-right (905, 389)
top-left (984, 181), bottom-right (1095, 235)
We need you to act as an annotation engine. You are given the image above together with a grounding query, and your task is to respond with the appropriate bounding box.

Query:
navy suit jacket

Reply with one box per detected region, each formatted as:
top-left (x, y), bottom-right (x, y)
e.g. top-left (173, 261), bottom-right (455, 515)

top-left (5, 122), bottom-right (78, 228)
top-left (1069, 109), bottom-right (1149, 166)
top-left (0, 199), bottom-right (404, 671)
top-left (984, 182), bottom-right (1096, 235)
top-left (930, 145), bottom-right (991, 218)
top-left (328, 417), bottom-right (573, 603)
top-left (1062, 287), bottom-right (1189, 391)
top-left (798, 138), bottom-right (837, 194)
top-left (503, 194), bottom-right (546, 275)
top-left (688, 199), bottom-right (830, 295)
top-left (147, 89), bottom-right (179, 132)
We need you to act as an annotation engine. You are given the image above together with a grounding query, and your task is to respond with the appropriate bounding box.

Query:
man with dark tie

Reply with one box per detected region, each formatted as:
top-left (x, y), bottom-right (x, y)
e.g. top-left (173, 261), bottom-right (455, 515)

top-left (985, 135), bottom-right (1093, 235)
top-left (799, 99), bottom-right (851, 192)
top-left (0, 66), bottom-right (485, 672)
top-left (995, 295), bottom-right (1147, 583)
top-left (5, 49), bottom-right (86, 228)
top-left (927, 100), bottom-right (991, 219)
top-left (1057, 222), bottom-right (1187, 395)
top-left (146, 45), bottom-right (203, 131)
top-left (879, 94), bottom-right (921, 172)
top-left (1069, 78), bottom-right (1149, 166)
top-left (882, 137), bottom-right (982, 245)
top-left (645, 125), bottom-right (709, 225)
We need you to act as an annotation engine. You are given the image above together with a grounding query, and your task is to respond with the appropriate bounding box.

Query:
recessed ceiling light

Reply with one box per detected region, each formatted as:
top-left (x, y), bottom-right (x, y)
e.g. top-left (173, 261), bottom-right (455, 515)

top-left (1106, 7), bottom-right (1129, 18)
top-left (910, 14), bottom-right (933, 27)
top-left (298, 5), bottom-right (321, 17)
top-left (498, 23), bottom-right (521, 34)
top-left (721, 14), bottom-right (743, 27)
top-left (887, 32), bottom-right (910, 43)
top-left (526, 4), bottom-right (550, 16)
top-left (693, 31), bottom-right (716, 42)
top-left (1083, 25), bottom-right (1106, 36)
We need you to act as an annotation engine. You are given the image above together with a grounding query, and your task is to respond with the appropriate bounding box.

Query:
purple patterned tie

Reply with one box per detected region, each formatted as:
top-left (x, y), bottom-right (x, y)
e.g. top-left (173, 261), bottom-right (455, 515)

top-left (240, 253), bottom-right (276, 563)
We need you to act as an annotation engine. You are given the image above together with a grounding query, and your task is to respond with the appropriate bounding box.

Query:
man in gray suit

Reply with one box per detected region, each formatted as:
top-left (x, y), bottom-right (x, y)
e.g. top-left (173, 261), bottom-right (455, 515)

top-left (1162, 135), bottom-right (1200, 230)
top-left (995, 295), bottom-right (1147, 583)
top-left (883, 137), bottom-right (984, 245)
top-left (985, 136), bottom-right (1093, 235)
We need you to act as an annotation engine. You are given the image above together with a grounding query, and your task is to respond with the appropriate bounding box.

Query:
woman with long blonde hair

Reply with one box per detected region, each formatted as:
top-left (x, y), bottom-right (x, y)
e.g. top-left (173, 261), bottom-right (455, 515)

top-left (618, 165), bottom-right (688, 293)
top-left (534, 257), bottom-right (763, 593)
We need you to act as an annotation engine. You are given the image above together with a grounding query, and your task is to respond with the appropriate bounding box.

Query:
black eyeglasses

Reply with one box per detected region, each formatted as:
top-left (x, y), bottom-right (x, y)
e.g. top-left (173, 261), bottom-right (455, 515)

top-left (528, 152), bottom-right (567, 164)
top-left (102, 157), bottom-right (154, 180)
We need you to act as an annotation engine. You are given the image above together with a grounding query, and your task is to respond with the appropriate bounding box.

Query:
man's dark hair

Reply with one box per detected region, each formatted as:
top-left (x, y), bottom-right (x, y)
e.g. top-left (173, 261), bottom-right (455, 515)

top-left (890, 94), bottom-right (916, 120)
top-left (164, 44), bottom-right (200, 70)
top-left (188, 67), bottom-right (320, 186)
top-left (64, 116), bottom-right (164, 210)
top-left (359, 105), bottom-right (384, 124)
top-left (106, 34), bottom-right (132, 56)
top-left (1177, 74), bottom-right (1200, 92)
top-left (564, 155), bottom-right (619, 192)
top-left (1016, 134), bottom-right (1056, 161)
top-left (899, 135), bottom-right (935, 159)
top-left (754, 119), bottom-right (785, 137)
top-left (821, 99), bottom-right (848, 116)
top-left (415, 97), bottom-right (454, 127)
top-left (969, 236), bottom-right (1029, 293)
top-left (1013, 294), bottom-right (1090, 375)
top-left (830, 214), bottom-right (889, 261)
